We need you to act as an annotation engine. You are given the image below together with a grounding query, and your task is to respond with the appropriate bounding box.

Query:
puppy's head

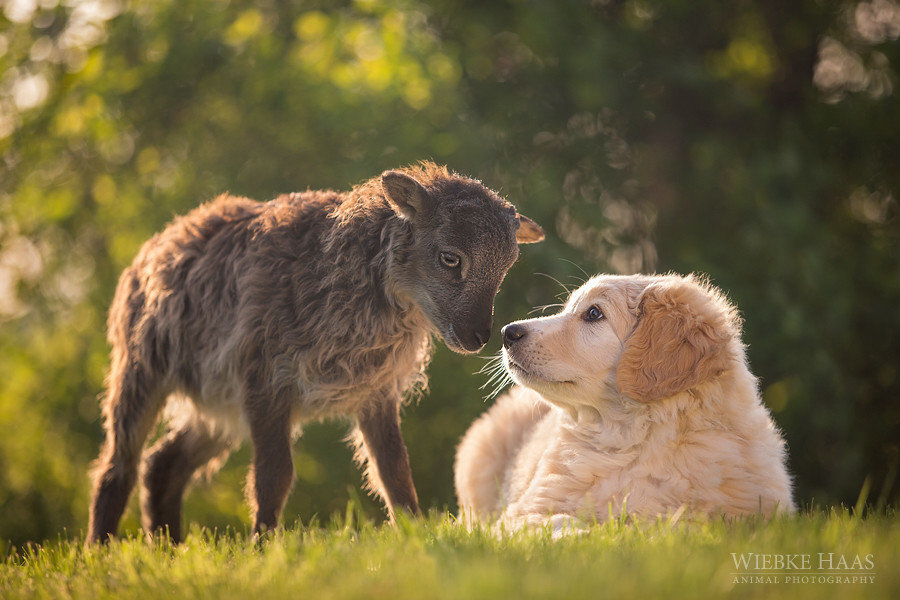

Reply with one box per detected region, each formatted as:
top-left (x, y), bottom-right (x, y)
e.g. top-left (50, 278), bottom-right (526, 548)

top-left (501, 274), bottom-right (740, 411)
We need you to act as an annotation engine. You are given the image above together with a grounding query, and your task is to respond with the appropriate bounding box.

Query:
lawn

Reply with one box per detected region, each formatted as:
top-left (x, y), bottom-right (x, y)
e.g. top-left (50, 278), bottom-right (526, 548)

top-left (2, 508), bottom-right (896, 600)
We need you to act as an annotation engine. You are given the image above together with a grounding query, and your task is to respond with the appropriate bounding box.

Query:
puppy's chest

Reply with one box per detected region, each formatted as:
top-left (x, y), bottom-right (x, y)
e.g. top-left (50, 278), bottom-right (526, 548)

top-left (556, 427), bottom-right (645, 480)
top-left (517, 421), bottom-right (666, 494)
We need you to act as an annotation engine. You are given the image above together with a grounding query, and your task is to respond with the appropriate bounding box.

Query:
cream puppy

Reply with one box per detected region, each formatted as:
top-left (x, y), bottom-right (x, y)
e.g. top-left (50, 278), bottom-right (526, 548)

top-left (455, 274), bottom-right (793, 532)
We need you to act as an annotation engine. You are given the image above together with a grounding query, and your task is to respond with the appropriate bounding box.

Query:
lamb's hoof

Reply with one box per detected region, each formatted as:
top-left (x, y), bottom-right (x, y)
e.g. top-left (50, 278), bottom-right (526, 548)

top-left (251, 524), bottom-right (278, 549)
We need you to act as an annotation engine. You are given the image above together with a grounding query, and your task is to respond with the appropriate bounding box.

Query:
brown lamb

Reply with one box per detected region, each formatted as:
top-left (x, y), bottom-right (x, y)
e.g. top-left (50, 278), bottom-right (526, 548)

top-left (86, 162), bottom-right (544, 543)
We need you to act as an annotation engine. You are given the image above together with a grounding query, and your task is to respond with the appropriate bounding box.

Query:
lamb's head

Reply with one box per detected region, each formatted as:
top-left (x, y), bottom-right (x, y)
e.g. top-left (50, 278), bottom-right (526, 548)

top-left (382, 165), bottom-right (544, 354)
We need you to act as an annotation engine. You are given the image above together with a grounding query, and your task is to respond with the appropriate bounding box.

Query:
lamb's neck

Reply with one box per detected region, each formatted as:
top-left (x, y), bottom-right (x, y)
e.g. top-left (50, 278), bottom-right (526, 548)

top-left (352, 205), bottom-right (431, 334)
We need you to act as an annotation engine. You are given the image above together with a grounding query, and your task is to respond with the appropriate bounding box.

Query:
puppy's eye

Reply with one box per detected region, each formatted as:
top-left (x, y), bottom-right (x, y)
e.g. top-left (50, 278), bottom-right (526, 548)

top-left (583, 305), bottom-right (604, 322)
top-left (440, 252), bottom-right (461, 268)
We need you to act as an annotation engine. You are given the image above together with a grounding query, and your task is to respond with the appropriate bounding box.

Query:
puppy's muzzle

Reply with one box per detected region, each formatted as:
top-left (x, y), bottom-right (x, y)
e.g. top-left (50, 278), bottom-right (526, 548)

top-left (502, 323), bottom-right (527, 348)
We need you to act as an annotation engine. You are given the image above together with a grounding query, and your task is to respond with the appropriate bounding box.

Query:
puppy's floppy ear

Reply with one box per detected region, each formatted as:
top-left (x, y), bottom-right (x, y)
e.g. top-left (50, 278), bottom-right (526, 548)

top-left (515, 214), bottom-right (545, 244)
top-left (382, 171), bottom-right (432, 220)
top-left (616, 277), bottom-right (737, 403)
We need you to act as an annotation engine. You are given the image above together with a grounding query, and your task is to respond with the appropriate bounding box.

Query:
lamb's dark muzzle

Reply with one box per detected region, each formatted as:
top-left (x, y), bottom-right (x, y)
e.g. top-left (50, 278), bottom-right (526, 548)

top-left (457, 326), bottom-right (491, 352)
top-left (453, 309), bottom-right (493, 352)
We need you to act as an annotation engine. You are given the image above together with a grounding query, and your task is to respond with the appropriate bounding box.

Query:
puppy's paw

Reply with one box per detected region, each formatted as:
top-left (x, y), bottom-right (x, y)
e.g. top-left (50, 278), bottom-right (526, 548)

top-left (491, 512), bottom-right (587, 539)
top-left (547, 513), bottom-right (588, 539)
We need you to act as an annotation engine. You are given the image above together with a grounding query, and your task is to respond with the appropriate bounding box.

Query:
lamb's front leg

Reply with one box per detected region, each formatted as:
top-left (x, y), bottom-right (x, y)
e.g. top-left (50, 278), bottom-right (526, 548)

top-left (245, 390), bottom-right (294, 537)
top-left (353, 398), bottom-right (420, 519)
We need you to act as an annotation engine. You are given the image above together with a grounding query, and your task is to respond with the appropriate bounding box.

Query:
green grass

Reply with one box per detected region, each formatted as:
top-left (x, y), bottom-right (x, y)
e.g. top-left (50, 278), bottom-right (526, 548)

top-left (2, 509), bottom-right (897, 600)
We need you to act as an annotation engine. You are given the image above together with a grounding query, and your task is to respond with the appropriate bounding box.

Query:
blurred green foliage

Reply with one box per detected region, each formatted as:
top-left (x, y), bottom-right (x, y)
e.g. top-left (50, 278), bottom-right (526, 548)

top-left (0, 0), bottom-right (897, 547)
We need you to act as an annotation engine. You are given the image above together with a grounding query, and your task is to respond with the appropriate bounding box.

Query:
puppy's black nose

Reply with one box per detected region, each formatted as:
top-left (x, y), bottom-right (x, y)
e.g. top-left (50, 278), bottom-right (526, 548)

top-left (502, 323), bottom-right (527, 348)
top-left (474, 329), bottom-right (491, 347)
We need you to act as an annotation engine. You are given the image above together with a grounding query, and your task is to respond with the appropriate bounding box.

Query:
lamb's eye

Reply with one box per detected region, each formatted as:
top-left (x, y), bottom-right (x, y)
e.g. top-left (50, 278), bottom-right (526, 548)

top-left (440, 252), bottom-right (461, 268)
top-left (584, 305), bottom-right (604, 322)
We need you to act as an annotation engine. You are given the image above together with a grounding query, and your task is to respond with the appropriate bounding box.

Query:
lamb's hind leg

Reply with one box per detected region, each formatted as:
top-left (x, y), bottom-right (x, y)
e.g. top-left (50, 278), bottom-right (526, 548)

top-left (141, 417), bottom-right (231, 543)
top-left (87, 362), bottom-right (165, 544)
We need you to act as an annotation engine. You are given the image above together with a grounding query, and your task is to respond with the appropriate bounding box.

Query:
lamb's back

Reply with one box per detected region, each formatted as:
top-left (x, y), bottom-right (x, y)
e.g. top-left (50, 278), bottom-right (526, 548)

top-left (110, 193), bottom-right (341, 376)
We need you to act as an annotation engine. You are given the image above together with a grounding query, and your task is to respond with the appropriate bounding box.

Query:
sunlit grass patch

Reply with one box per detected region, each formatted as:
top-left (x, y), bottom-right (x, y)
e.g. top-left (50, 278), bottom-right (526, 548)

top-left (2, 508), bottom-right (897, 600)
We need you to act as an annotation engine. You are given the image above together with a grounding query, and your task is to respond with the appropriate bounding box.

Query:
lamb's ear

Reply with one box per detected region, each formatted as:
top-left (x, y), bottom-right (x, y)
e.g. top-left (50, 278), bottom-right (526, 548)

top-left (515, 214), bottom-right (545, 244)
top-left (381, 171), bottom-right (431, 220)
top-left (615, 278), bottom-right (736, 402)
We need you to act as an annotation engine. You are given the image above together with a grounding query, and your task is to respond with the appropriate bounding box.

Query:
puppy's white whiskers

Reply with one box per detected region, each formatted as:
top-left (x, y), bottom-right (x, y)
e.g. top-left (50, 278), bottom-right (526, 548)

top-left (534, 272), bottom-right (573, 297)
top-left (476, 355), bottom-right (502, 372)
top-left (480, 365), bottom-right (507, 387)
top-left (557, 257), bottom-right (590, 285)
top-left (528, 303), bottom-right (564, 315)
top-left (477, 352), bottom-right (513, 400)
top-left (484, 374), bottom-right (513, 401)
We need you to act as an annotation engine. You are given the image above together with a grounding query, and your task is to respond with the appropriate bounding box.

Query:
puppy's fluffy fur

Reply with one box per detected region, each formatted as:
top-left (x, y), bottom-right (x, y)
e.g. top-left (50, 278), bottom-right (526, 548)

top-left (455, 274), bottom-right (793, 531)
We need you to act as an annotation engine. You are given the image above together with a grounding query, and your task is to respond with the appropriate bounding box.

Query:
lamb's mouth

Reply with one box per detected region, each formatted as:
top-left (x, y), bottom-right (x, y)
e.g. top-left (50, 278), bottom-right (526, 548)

top-left (443, 325), bottom-right (483, 355)
top-left (504, 355), bottom-right (575, 386)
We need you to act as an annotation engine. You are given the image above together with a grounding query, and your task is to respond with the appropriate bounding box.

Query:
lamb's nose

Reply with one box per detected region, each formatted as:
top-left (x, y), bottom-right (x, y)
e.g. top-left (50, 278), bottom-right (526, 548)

top-left (502, 324), bottom-right (527, 348)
